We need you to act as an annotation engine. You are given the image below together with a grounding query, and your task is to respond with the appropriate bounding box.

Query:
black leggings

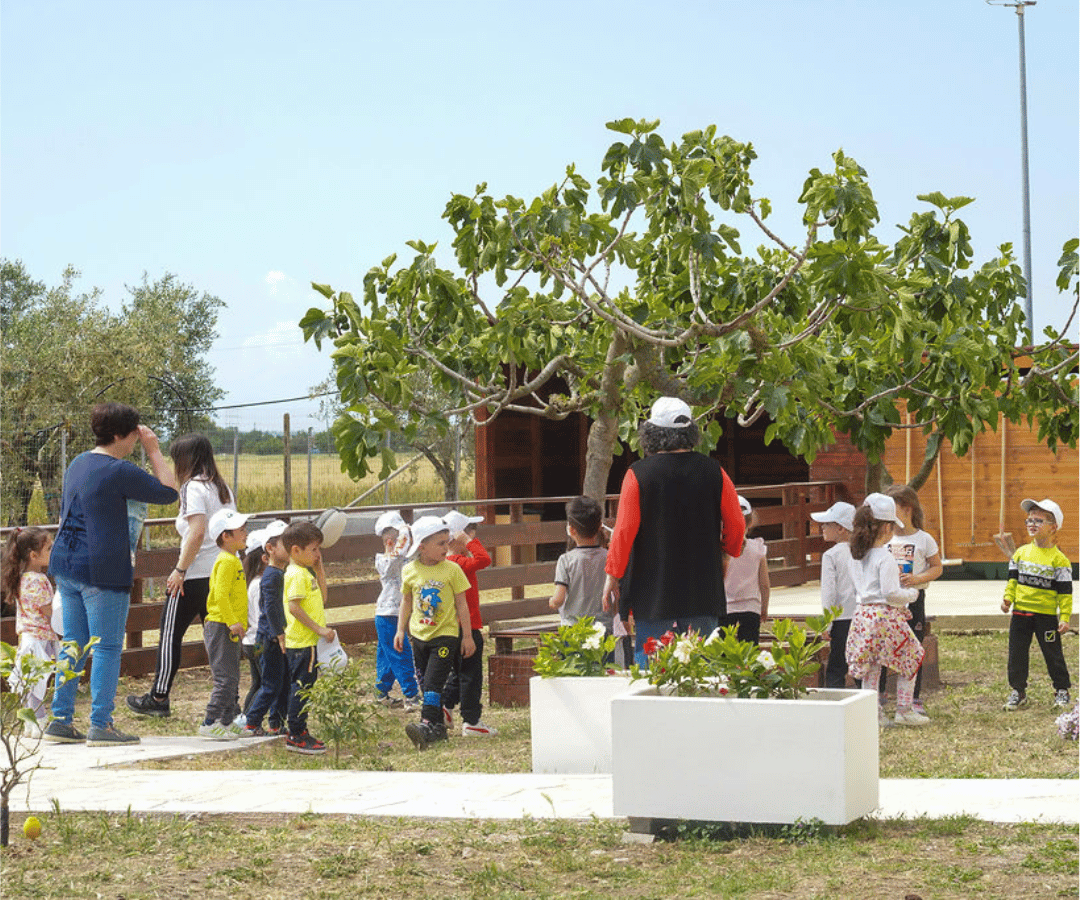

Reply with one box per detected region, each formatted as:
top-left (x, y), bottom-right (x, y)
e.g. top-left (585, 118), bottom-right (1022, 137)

top-left (150, 577), bottom-right (209, 699)
top-left (411, 634), bottom-right (460, 725)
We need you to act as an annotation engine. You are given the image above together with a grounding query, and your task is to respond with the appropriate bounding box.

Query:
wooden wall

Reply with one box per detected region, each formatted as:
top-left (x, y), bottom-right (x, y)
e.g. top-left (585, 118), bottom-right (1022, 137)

top-left (811, 417), bottom-right (1078, 564)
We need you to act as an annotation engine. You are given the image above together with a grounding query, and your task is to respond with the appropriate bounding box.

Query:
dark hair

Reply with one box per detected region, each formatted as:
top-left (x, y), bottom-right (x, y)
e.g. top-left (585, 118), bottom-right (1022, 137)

top-left (849, 506), bottom-right (890, 561)
top-left (282, 521), bottom-right (323, 554)
top-left (885, 484), bottom-right (923, 530)
top-left (243, 544), bottom-right (268, 586)
top-left (638, 419), bottom-right (701, 455)
top-left (90, 402), bottom-right (140, 446)
top-left (170, 433), bottom-right (232, 506)
top-left (1, 527), bottom-right (52, 603)
top-left (566, 495), bottom-right (603, 539)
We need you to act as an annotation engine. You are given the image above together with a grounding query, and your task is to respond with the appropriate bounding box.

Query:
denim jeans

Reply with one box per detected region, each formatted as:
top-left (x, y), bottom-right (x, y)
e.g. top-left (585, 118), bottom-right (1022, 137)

top-left (51, 576), bottom-right (131, 730)
top-left (634, 614), bottom-right (719, 669)
top-left (246, 636), bottom-right (290, 729)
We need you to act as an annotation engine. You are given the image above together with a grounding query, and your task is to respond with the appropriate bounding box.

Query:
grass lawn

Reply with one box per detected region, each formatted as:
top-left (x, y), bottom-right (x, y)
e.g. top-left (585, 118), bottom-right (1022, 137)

top-left (2, 630), bottom-right (1076, 899)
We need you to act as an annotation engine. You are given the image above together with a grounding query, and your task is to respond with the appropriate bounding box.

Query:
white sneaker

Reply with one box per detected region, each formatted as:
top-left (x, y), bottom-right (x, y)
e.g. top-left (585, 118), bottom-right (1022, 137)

top-left (894, 707), bottom-right (931, 727)
top-left (226, 718), bottom-right (245, 735)
top-left (462, 721), bottom-right (497, 737)
top-left (198, 721), bottom-right (239, 741)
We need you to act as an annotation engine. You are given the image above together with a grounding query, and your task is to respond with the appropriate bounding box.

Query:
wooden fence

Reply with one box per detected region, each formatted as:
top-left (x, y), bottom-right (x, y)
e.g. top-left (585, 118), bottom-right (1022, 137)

top-left (0, 481), bottom-right (840, 677)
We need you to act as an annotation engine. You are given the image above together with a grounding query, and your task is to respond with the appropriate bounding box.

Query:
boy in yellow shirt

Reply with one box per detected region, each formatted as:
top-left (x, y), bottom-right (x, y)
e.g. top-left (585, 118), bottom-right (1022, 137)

top-left (199, 509), bottom-right (251, 740)
top-left (1001, 498), bottom-right (1073, 711)
top-left (282, 520), bottom-right (334, 755)
top-left (394, 516), bottom-right (474, 749)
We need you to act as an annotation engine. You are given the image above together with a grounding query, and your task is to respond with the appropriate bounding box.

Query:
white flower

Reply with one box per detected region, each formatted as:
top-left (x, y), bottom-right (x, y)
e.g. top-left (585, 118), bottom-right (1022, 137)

top-left (591, 621), bottom-right (607, 638)
top-left (583, 632), bottom-right (602, 651)
top-left (704, 627), bottom-right (722, 645)
top-left (674, 639), bottom-right (695, 665)
top-left (756, 650), bottom-right (776, 670)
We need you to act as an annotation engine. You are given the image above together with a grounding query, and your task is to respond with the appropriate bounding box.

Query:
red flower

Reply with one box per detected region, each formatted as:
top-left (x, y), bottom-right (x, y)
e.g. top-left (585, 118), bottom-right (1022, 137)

top-left (660, 631), bottom-right (676, 647)
top-left (643, 637), bottom-right (659, 655)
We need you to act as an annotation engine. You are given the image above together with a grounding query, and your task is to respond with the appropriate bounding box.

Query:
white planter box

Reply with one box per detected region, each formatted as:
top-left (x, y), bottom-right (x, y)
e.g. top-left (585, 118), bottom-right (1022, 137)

top-left (611, 684), bottom-right (878, 825)
top-left (530, 675), bottom-right (632, 774)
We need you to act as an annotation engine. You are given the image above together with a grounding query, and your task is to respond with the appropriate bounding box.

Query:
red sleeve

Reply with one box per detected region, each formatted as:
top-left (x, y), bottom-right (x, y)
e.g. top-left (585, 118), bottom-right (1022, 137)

top-left (720, 468), bottom-right (746, 557)
top-left (464, 538), bottom-right (491, 573)
top-left (605, 468), bottom-right (641, 578)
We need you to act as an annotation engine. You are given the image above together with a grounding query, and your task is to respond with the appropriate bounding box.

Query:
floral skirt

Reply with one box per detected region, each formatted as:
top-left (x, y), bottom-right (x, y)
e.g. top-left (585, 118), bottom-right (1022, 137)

top-left (845, 604), bottom-right (924, 681)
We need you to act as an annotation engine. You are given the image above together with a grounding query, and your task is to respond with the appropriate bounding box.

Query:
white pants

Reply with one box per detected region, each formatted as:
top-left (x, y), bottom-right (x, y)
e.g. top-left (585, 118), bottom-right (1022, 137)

top-left (12, 635), bottom-right (60, 722)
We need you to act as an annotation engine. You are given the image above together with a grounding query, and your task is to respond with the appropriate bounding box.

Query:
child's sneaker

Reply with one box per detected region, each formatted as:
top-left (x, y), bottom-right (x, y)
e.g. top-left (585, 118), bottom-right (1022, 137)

top-left (285, 731), bottom-right (327, 755)
top-left (198, 721), bottom-right (239, 741)
top-left (1054, 689), bottom-right (1071, 708)
top-left (241, 724), bottom-right (268, 738)
top-left (894, 707), bottom-right (931, 727)
top-left (266, 720), bottom-right (285, 736)
top-left (405, 720), bottom-right (448, 750)
top-left (43, 720), bottom-right (86, 744)
top-left (911, 699), bottom-right (929, 718)
top-left (1003, 689), bottom-right (1028, 712)
top-left (226, 718), bottom-right (245, 736)
top-left (877, 707), bottom-right (891, 728)
top-left (462, 721), bottom-right (498, 737)
top-left (402, 695), bottom-right (421, 711)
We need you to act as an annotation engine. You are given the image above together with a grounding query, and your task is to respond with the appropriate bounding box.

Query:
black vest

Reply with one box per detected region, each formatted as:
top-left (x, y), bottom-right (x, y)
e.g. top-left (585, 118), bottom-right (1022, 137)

top-left (619, 451), bottom-right (728, 623)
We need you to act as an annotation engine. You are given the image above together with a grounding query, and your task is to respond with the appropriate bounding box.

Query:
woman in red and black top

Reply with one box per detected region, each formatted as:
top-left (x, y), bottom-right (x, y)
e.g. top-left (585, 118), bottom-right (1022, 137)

top-left (602, 397), bottom-right (745, 667)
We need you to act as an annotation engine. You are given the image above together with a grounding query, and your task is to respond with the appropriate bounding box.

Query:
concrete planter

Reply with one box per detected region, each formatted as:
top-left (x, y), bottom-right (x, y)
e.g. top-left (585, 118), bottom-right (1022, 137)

top-left (611, 684), bottom-right (878, 825)
top-left (530, 675), bottom-right (633, 774)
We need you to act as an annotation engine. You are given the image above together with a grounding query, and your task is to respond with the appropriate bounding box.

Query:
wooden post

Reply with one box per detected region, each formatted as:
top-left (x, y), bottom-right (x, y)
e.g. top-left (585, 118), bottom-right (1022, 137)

top-left (283, 414), bottom-right (292, 510)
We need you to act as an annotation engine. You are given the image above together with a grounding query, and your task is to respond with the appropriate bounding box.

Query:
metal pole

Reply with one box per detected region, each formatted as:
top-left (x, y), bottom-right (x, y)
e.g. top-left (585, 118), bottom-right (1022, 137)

top-left (384, 431), bottom-right (391, 505)
top-left (307, 426), bottom-right (313, 509)
top-left (453, 417), bottom-right (461, 502)
top-left (1016, 2), bottom-right (1034, 336)
top-left (232, 427), bottom-right (239, 495)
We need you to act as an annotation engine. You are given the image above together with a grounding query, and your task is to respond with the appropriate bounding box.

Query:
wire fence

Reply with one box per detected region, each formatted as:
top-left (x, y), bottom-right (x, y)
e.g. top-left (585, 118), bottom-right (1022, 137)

top-left (2, 410), bottom-right (475, 528)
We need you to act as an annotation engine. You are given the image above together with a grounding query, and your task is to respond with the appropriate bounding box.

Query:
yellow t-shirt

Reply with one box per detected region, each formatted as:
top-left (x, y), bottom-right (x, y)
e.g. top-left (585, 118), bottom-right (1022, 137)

top-left (401, 558), bottom-right (469, 641)
top-left (206, 550), bottom-right (247, 632)
top-left (283, 562), bottom-right (326, 649)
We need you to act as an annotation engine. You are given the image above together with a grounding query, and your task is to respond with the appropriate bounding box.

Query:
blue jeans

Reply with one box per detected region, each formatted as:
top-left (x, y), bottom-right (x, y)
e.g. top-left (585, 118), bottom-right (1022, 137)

top-left (246, 636), bottom-right (289, 729)
top-left (634, 615), bottom-right (719, 669)
top-left (374, 614), bottom-right (419, 698)
top-left (51, 576), bottom-right (131, 730)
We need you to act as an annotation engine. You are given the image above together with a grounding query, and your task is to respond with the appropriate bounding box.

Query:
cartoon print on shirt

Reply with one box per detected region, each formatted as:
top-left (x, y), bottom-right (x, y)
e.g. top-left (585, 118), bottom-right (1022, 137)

top-left (417, 581), bottom-right (444, 626)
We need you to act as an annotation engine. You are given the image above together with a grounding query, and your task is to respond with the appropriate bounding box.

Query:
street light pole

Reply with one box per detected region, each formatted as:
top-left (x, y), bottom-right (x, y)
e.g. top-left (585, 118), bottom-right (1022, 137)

top-left (989, 0), bottom-right (1036, 338)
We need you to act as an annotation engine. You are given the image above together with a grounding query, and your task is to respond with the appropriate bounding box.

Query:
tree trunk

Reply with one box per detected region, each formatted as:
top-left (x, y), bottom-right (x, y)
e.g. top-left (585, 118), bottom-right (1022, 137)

top-left (581, 333), bottom-right (628, 502)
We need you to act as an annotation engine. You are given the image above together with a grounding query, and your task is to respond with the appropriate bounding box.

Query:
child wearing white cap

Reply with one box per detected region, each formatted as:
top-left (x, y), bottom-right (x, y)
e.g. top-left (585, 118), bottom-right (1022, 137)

top-left (395, 516), bottom-right (475, 749)
top-left (1001, 498), bottom-right (1073, 711)
top-left (810, 501), bottom-right (857, 688)
top-left (372, 511), bottom-right (420, 708)
top-left (719, 495), bottom-right (771, 645)
top-left (198, 509), bottom-right (252, 740)
top-left (845, 494), bottom-right (927, 726)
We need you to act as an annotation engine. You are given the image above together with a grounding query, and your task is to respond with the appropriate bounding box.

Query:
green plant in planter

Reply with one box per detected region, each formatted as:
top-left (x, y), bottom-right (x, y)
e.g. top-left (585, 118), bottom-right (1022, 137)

top-left (634, 611), bottom-right (836, 699)
top-left (533, 617), bottom-right (619, 678)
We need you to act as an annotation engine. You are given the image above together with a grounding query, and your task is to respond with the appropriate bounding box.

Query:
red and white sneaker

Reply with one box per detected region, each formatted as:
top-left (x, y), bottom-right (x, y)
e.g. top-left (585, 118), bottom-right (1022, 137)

top-left (462, 720), bottom-right (498, 737)
top-left (442, 707), bottom-right (453, 727)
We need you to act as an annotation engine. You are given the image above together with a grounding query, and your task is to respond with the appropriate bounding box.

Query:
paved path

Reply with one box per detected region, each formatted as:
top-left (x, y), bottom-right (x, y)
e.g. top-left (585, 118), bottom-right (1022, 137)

top-left (10, 738), bottom-right (1077, 825)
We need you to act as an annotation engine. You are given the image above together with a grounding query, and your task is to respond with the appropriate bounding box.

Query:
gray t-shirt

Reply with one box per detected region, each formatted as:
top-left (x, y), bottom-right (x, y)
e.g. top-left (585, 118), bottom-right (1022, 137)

top-left (554, 545), bottom-right (612, 629)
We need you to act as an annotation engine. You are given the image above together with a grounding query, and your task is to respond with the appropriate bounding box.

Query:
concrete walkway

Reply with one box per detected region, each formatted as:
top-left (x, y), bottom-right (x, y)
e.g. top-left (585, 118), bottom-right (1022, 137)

top-left (10, 737), bottom-right (1078, 825)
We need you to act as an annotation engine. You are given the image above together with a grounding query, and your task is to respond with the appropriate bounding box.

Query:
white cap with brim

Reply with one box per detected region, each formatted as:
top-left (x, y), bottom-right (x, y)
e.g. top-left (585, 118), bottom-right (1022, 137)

top-left (737, 494), bottom-right (752, 516)
top-left (1021, 498), bottom-right (1063, 529)
top-left (209, 509), bottom-right (251, 543)
top-left (374, 510), bottom-right (408, 536)
top-left (409, 515), bottom-right (450, 554)
top-left (263, 519), bottom-right (287, 542)
top-left (245, 528), bottom-right (268, 555)
top-left (810, 501), bottom-right (856, 532)
top-left (444, 510), bottom-right (484, 534)
top-left (314, 508), bottom-right (347, 548)
top-left (862, 492), bottom-right (904, 527)
top-left (647, 397), bottom-right (693, 429)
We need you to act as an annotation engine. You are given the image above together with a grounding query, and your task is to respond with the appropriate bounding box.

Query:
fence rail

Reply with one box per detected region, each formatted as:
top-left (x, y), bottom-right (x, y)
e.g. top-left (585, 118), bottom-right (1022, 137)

top-left (0, 481), bottom-right (841, 677)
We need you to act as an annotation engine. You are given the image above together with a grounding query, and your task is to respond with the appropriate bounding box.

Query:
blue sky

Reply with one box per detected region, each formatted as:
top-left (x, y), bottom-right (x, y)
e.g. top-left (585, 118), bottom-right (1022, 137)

top-left (3, 0), bottom-right (1077, 433)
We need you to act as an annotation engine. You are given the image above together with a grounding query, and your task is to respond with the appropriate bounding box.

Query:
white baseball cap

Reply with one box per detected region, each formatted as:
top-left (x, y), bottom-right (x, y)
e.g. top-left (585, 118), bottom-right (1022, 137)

top-left (810, 501), bottom-right (856, 532)
top-left (245, 528), bottom-right (268, 555)
top-left (444, 510), bottom-right (484, 534)
top-left (647, 397), bottom-right (693, 429)
top-left (409, 515), bottom-right (450, 552)
top-left (862, 493), bottom-right (904, 527)
top-left (374, 510), bottom-right (407, 536)
top-left (209, 509), bottom-right (251, 542)
top-left (262, 519), bottom-right (288, 541)
top-left (737, 495), bottom-right (752, 516)
top-left (1021, 498), bottom-right (1063, 528)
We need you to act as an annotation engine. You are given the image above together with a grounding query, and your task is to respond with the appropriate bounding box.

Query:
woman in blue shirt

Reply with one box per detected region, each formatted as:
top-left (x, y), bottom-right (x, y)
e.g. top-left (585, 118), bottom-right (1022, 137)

top-left (45, 403), bottom-right (178, 747)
